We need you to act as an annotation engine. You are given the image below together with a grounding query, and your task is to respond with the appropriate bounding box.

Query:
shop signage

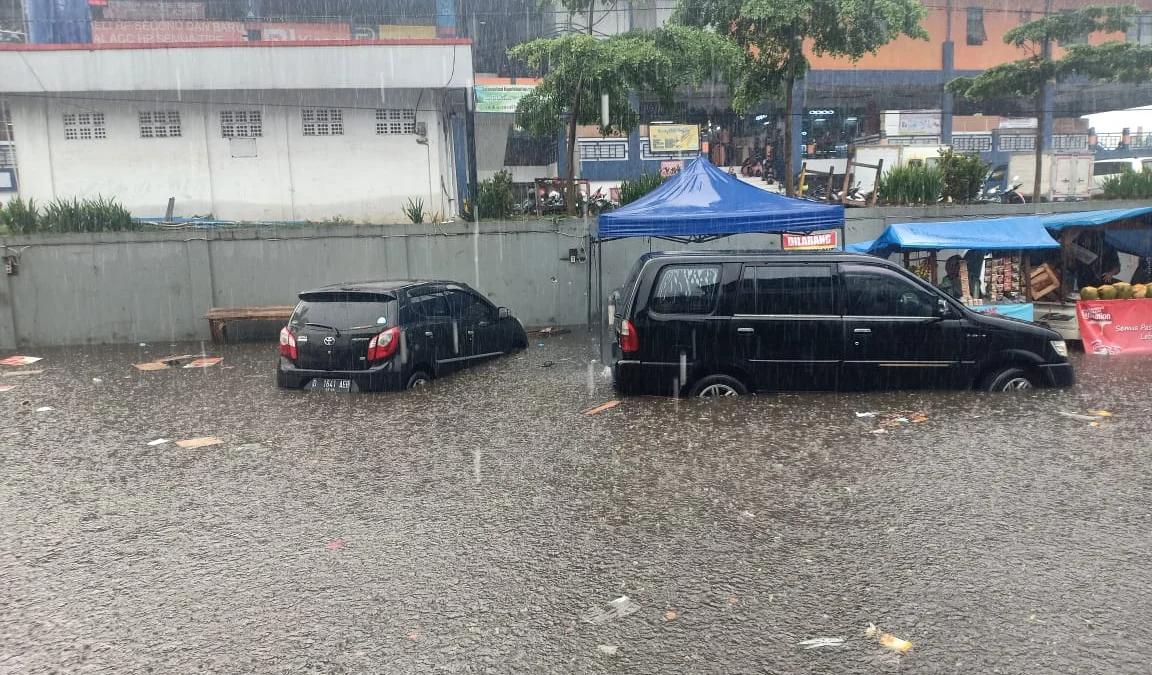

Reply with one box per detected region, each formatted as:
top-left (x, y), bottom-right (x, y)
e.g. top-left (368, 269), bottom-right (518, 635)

top-left (969, 303), bottom-right (1034, 322)
top-left (1077, 300), bottom-right (1152, 355)
top-left (897, 111), bottom-right (941, 136)
top-left (474, 84), bottom-right (536, 114)
top-left (649, 124), bottom-right (700, 153)
top-left (92, 20), bottom-right (349, 43)
top-left (782, 230), bottom-right (840, 251)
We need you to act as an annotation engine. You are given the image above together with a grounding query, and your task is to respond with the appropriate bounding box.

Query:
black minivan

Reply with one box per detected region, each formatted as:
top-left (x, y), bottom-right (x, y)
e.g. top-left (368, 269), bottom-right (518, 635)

top-left (610, 251), bottom-right (1074, 397)
top-left (277, 280), bottom-right (527, 392)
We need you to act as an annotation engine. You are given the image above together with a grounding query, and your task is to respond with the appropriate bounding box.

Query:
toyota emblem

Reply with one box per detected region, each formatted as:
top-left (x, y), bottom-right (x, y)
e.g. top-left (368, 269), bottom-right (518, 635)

top-left (323, 336), bottom-right (335, 346)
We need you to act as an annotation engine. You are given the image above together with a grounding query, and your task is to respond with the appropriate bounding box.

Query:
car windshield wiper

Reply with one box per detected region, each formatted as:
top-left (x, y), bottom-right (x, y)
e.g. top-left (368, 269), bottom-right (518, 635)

top-left (304, 322), bottom-right (340, 335)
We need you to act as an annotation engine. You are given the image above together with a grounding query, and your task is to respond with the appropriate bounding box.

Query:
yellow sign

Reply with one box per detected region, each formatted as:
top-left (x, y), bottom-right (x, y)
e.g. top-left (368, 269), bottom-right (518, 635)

top-left (649, 124), bottom-right (700, 153)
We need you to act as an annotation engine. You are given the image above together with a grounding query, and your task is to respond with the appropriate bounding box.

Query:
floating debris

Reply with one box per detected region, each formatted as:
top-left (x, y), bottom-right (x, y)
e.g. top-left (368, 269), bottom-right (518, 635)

top-left (583, 400), bottom-right (621, 416)
top-left (866, 623), bottom-right (912, 653)
top-left (175, 437), bottom-right (224, 449)
top-left (799, 637), bottom-right (846, 650)
top-left (581, 596), bottom-right (640, 625)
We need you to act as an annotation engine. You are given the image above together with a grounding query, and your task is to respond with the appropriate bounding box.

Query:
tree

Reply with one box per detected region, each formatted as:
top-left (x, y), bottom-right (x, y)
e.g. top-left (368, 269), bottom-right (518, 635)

top-left (508, 1), bottom-right (741, 214)
top-left (674, 0), bottom-right (928, 196)
top-left (947, 5), bottom-right (1145, 204)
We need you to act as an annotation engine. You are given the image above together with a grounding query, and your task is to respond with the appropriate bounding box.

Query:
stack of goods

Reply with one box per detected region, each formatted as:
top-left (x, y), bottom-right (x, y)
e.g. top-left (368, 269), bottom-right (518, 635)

top-left (984, 255), bottom-right (1022, 303)
top-left (909, 258), bottom-right (932, 282)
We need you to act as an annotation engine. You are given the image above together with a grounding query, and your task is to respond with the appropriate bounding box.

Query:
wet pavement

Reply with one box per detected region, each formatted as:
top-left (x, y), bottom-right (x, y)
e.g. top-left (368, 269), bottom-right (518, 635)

top-left (2, 335), bottom-right (1151, 674)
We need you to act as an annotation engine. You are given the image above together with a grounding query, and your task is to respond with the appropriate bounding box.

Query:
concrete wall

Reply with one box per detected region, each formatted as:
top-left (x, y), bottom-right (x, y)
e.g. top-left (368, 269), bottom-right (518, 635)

top-left (6, 90), bottom-right (458, 222)
top-left (0, 200), bottom-right (1146, 349)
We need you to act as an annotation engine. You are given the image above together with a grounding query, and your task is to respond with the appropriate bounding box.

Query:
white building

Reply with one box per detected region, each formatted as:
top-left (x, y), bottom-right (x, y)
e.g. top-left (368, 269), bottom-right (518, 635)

top-left (0, 40), bottom-right (473, 222)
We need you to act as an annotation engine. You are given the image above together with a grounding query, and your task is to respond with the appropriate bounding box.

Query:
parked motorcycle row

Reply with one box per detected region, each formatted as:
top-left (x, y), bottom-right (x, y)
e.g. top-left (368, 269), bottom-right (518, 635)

top-left (520, 187), bottom-right (620, 217)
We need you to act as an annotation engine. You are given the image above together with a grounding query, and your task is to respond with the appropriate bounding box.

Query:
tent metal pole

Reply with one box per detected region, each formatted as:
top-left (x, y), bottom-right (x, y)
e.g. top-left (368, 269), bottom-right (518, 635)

top-left (597, 238), bottom-right (605, 362)
top-left (586, 237), bottom-right (594, 331)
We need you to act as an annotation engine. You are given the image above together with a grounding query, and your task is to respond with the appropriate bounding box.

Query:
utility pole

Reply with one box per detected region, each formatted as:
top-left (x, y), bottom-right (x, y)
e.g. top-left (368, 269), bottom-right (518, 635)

top-left (1035, 0), bottom-right (1053, 205)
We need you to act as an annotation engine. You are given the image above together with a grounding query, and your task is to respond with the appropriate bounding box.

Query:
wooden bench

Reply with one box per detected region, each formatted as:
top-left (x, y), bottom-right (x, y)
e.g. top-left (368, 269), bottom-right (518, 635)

top-left (205, 306), bottom-right (295, 343)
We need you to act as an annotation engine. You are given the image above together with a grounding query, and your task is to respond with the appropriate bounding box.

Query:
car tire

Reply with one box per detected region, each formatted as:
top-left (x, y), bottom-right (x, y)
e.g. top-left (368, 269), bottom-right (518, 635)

top-left (687, 374), bottom-right (748, 398)
top-left (406, 370), bottom-right (432, 390)
top-left (982, 366), bottom-right (1036, 392)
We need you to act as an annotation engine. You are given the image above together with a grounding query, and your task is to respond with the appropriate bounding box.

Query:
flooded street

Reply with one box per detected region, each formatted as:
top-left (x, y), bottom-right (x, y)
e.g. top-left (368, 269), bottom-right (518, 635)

top-left (3, 336), bottom-right (1151, 673)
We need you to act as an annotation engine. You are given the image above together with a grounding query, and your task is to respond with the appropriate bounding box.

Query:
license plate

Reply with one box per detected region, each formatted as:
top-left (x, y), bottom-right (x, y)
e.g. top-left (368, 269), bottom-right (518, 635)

top-left (307, 378), bottom-right (354, 393)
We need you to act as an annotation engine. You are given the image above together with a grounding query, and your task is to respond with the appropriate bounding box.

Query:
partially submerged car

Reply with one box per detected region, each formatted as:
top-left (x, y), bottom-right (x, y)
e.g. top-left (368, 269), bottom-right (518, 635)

top-left (277, 280), bottom-right (527, 392)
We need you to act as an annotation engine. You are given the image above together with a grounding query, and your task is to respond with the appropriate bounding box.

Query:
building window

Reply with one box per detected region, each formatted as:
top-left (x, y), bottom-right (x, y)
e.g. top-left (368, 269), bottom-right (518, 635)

top-left (1128, 12), bottom-right (1152, 45)
top-left (302, 108), bottom-right (344, 136)
top-left (375, 109), bottom-right (416, 135)
top-left (966, 7), bottom-right (986, 46)
top-left (221, 110), bottom-right (263, 138)
top-left (139, 111), bottom-right (181, 138)
top-left (63, 112), bottom-right (106, 140)
top-left (577, 139), bottom-right (628, 161)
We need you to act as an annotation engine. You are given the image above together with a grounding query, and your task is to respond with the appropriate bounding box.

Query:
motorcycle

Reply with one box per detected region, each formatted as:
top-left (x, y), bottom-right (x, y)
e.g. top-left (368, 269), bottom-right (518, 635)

top-left (522, 189), bottom-right (567, 215)
top-left (586, 188), bottom-right (618, 217)
top-left (1001, 178), bottom-right (1026, 204)
top-left (740, 155), bottom-right (765, 178)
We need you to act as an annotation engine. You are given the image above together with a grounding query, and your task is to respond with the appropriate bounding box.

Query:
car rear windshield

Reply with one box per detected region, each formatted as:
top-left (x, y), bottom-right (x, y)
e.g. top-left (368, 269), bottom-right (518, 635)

top-left (290, 293), bottom-right (397, 330)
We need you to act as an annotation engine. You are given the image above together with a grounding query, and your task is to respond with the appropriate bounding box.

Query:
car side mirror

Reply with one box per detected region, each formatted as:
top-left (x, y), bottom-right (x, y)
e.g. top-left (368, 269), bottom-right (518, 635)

top-left (498, 307), bottom-right (511, 319)
top-left (937, 298), bottom-right (951, 319)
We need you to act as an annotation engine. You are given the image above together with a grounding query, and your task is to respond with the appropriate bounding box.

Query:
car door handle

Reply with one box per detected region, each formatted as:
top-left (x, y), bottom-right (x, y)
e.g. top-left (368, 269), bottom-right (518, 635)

top-left (424, 331), bottom-right (434, 337)
top-left (853, 328), bottom-right (872, 334)
top-left (736, 327), bottom-right (754, 334)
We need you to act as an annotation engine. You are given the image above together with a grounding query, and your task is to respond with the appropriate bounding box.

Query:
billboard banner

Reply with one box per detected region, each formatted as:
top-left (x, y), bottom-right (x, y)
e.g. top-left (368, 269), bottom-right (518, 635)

top-left (474, 84), bottom-right (536, 114)
top-left (1077, 300), bottom-right (1152, 355)
top-left (92, 20), bottom-right (349, 43)
top-left (649, 124), bottom-right (699, 153)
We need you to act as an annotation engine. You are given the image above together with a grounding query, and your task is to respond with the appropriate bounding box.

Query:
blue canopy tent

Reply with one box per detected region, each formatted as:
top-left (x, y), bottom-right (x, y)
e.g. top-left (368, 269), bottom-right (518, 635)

top-left (593, 156), bottom-right (844, 243)
top-left (588, 156), bottom-right (845, 342)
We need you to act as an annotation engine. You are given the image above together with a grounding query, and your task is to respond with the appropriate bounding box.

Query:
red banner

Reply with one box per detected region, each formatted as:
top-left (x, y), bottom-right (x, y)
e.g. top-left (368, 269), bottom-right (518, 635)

top-left (782, 230), bottom-right (840, 251)
top-left (1077, 299), bottom-right (1152, 355)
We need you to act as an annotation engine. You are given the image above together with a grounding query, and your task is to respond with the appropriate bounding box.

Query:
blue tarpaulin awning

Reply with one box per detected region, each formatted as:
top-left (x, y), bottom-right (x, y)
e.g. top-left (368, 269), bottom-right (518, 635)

top-left (853, 216), bottom-right (1061, 258)
top-left (1039, 207), bottom-right (1152, 258)
top-left (1039, 206), bottom-right (1152, 231)
top-left (593, 156), bottom-right (844, 241)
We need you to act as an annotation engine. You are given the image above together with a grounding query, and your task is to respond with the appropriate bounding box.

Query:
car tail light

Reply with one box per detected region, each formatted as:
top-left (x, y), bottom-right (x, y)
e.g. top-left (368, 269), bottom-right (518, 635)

top-left (619, 319), bottom-right (639, 353)
top-left (367, 326), bottom-right (400, 361)
top-left (279, 326), bottom-right (297, 360)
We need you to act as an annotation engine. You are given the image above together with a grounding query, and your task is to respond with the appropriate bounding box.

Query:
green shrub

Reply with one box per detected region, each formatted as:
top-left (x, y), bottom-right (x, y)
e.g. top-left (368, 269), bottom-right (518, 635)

top-left (619, 172), bottom-right (667, 205)
top-left (402, 197), bottom-right (425, 224)
top-left (938, 149), bottom-right (990, 203)
top-left (0, 197), bottom-right (39, 234)
top-left (3, 195), bottom-right (135, 233)
top-left (476, 170), bottom-right (518, 220)
top-left (878, 165), bottom-right (944, 205)
top-left (1102, 168), bottom-right (1152, 200)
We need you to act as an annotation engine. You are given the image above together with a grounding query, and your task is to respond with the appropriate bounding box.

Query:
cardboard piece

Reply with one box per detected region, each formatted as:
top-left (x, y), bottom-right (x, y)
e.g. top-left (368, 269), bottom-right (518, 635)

top-left (0, 356), bottom-right (42, 366)
top-left (134, 362), bottom-right (171, 371)
top-left (175, 437), bottom-right (224, 449)
top-left (183, 357), bottom-right (223, 369)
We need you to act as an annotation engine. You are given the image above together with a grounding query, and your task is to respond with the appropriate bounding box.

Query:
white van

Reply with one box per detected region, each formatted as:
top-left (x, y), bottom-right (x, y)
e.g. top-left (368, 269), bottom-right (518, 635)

top-left (1092, 157), bottom-right (1152, 194)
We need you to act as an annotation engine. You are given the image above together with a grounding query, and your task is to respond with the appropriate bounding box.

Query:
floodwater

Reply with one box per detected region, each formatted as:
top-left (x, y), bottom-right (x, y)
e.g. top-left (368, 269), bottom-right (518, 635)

top-left (2, 336), bottom-right (1151, 673)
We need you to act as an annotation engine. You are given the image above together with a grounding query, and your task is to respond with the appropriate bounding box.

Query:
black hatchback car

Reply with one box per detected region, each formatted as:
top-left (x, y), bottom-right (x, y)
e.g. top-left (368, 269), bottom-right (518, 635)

top-left (277, 280), bottom-right (527, 392)
top-left (610, 251), bottom-right (1075, 397)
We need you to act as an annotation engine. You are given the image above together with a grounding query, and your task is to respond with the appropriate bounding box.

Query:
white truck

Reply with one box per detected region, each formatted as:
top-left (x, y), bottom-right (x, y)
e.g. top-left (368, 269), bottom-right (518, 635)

top-left (1004, 153), bottom-right (1092, 202)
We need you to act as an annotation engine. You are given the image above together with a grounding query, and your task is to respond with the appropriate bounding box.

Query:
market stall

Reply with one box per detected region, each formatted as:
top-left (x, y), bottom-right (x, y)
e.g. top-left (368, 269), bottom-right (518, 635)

top-left (1038, 207), bottom-right (1152, 351)
top-left (847, 216), bottom-right (1062, 321)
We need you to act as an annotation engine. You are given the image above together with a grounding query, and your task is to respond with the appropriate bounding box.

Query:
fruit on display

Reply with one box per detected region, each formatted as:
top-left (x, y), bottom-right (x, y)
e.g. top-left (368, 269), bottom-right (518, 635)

top-left (1080, 286), bottom-right (1099, 300)
top-left (910, 260), bottom-right (932, 281)
top-left (1098, 284), bottom-right (1118, 300)
top-left (1133, 284), bottom-right (1148, 299)
top-left (1114, 282), bottom-right (1133, 299)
